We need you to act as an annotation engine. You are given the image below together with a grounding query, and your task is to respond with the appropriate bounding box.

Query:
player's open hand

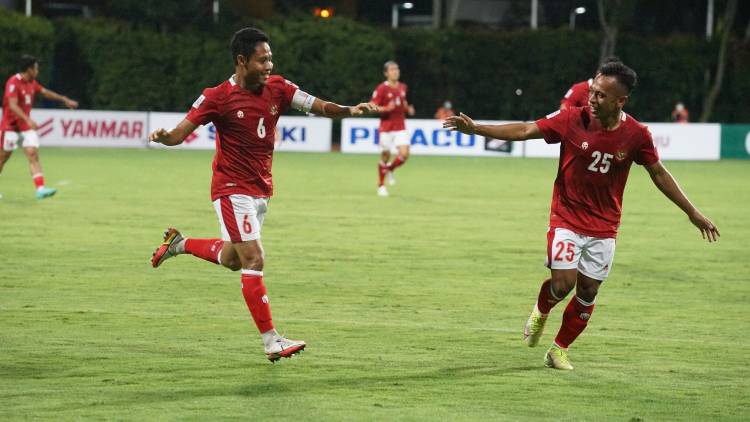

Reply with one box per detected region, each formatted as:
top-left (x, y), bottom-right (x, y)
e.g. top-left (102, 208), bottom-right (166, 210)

top-left (63, 98), bottom-right (79, 109)
top-left (689, 210), bottom-right (720, 243)
top-left (350, 102), bottom-right (378, 116)
top-left (443, 112), bottom-right (476, 134)
top-left (149, 128), bottom-right (171, 144)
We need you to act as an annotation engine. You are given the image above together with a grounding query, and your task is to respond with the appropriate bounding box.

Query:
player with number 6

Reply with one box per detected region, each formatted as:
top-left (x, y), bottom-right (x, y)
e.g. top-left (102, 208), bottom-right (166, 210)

top-left (443, 61), bottom-right (720, 370)
top-left (148, 27), bottom-right (375, 362)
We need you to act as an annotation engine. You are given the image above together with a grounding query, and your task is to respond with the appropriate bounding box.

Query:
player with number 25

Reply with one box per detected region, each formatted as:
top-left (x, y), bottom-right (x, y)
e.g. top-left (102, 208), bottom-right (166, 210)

top-left (444, 61), bottom-right (720, 370)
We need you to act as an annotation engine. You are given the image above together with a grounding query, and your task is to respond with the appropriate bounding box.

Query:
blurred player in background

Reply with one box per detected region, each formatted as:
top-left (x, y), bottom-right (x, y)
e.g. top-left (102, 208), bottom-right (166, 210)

top-left (560, 56), bottom-right (621, 110)
top-left (149, 27), bottom-right (375, 362)
top-left (371, 60), bottom-right (415, 197)
top-left (0, 54), bottom-right (78, 199)
top-left (445, 61), bottom-right (719, 370)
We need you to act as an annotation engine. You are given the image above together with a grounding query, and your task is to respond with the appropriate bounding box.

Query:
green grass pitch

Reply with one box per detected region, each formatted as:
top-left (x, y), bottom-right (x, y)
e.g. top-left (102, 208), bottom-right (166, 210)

top-left (0, 148), bottom-right (748, 420)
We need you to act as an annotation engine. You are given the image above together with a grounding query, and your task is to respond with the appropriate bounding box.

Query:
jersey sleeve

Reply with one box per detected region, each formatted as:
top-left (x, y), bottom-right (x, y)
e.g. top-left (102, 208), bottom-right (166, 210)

top-left (279, 78), bottom-right (298, 112)
top-left (185, 89), bottom-right (219, 126)
top-left (33, 80), bottom-right (44, 94)
top-left (535, 108), bottom-right (570, 144)
top-left (371, 85), bottom-right (387, 106)
top-left (634, 127), bottom-right (660, 166)
top-left (5, 79), bottom-right (19, 102)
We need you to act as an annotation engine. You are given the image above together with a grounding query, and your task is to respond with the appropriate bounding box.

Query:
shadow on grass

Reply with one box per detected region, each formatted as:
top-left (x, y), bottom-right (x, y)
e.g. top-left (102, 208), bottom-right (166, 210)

top-left (41, 363), bottom-right (542, 412)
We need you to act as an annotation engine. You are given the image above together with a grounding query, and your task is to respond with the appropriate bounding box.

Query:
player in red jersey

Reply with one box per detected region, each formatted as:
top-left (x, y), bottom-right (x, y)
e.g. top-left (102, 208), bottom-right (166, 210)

top-left (0, 55), bottom-right (78, 199)
top-left (371, 61), bottom-right (415, 197)
top-left (148, 28), bottom-right (375, 362)
top-left (559, 78), bottom-right (592, 110)
top-left (444, 61), bottom-right (719, 370)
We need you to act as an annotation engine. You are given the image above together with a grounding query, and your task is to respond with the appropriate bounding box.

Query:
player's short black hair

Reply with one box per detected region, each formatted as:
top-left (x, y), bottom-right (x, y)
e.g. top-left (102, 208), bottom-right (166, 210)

top-left (600, 55), bottom-right (622, 66)
top-left (383, 60), bottom-right (398, 72)
top-left (18, 54), bottom-right (39, 72)
top-left (598, 61), bottom-right (637, 94)
top-left (231, 27), bottom-right (269, 64)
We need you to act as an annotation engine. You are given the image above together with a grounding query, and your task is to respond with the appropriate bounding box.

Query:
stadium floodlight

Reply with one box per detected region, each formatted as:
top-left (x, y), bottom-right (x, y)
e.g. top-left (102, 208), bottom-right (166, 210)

top-left (569, 6), bottom-right (587, 30)
top-left (392, 2), bottom-right (414, 29)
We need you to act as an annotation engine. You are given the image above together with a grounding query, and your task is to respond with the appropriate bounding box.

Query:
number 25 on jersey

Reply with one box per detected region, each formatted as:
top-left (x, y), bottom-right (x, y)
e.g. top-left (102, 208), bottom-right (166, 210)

top-left (587, 151), bottom-right (613, 174)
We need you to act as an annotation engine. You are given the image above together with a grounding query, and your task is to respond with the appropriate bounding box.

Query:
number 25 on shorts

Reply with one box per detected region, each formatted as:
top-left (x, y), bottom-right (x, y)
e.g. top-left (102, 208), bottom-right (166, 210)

top-left (554, 241), bottom-right (575, 262)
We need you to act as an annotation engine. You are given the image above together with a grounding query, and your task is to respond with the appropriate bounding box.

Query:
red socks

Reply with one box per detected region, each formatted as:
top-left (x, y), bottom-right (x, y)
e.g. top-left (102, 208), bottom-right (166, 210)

top-left (184, 238), bottom-right (223, 264)
top-left (389, 155), bottom-right (407, 171)
top-left (241, 271), bottom-right (274, 333)
top-left (536, 278), bottom-right (564, 314)
top-left (32, 173), bottom-right (44, 189)
top-left (378, 161), bottom-right (388, 187)
top-left (554, 296), bottom-right (595, 349)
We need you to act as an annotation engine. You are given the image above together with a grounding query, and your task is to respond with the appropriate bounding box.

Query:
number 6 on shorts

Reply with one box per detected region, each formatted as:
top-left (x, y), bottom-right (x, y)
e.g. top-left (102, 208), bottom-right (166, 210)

top-left (213, 194), bottom-right (268, 243)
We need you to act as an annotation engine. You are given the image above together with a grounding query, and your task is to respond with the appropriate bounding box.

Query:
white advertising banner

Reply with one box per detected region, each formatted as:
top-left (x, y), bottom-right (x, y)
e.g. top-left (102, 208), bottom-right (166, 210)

top-left (275, 116), bottom-right (332, 153)
top-left (30, 109), bottom-right (148, 148)
top-left (3, 109), bottom-right (720, 160)
top-left (340, 118), bottom-right (523, 157)
top-left (646, 123), bottom-right (720, 160)
top-left (147, 112), bottom-right (332, 152)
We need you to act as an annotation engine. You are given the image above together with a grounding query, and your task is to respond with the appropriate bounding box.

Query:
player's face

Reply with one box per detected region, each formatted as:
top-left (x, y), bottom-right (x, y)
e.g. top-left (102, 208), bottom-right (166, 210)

top-left (588, 75), bottom-right (627, 119)
top-left (27, 63), bottom-right (40, 80)
top-left (238, 42), bottom-right (273, 86)
top-left (384, 64), bottom-right (400, 82)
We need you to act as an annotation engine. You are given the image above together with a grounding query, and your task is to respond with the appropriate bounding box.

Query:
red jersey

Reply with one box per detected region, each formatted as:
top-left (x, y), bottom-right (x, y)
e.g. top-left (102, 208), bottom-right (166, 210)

top-left (371, 81), bottom-right (408, 132)
top-left (560, 79), bottom-right (592, 109)
top-left (186, 75), bottom-right (297, 200)
top-left (535, 106), bottom-right (660, 238)
top-left (2, 73), bottom-right (43, 131)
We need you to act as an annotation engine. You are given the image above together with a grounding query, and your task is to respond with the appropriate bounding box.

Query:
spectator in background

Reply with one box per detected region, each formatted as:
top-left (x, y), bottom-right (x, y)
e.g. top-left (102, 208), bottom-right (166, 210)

top-left (672, 102), bottom-right (689, 123)
top-left (434, 100), bottom-right (455, 120)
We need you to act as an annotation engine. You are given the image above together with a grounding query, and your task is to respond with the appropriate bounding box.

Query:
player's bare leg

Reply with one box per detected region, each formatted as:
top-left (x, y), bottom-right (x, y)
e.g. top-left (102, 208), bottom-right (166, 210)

top-left (378, 149), bottom-right (391, 196)
top-left (545, 272), bottom-right (600, 370)
top-left (0, 149), bottom-right (11, 199)
top-left (23, 147), bottom-right (55, 199)
top-left (0, 149), bottom-right (12, 174)
top-left (234, 239), bottom-right (305, 362)
top-left (388, 145), bottom-right (410, 182)
top-left (525, 269), bottom-right (575, 346)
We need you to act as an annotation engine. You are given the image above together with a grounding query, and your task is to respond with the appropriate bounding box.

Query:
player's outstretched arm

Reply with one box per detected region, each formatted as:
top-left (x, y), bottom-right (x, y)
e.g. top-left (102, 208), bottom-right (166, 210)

top-left (310, 98), bottom-right (377, 119)
top-left (443, 112), bottom-right (541, 141)
top-left (149, 119), bottom-right (198, 146)
top-left (645, 161), bottom-right (720, 242)
top-left (40, 88), bottom-right (78, 109)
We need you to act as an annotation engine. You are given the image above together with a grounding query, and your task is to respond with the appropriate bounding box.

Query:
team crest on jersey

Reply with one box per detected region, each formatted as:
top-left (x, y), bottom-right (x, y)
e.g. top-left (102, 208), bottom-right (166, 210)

top-left (616, 151), bottom-right (627, 160)
top-left (236, 110), bottom-right (244, 119)
top-left (269, 104), bottom-right (278, 116)
top-left (581, 141), bottom-right (589, 150)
